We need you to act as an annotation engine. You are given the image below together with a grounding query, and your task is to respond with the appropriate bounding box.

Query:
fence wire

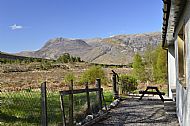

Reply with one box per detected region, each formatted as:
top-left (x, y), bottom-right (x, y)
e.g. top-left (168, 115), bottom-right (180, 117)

top-left (1, 90), bottom-right (41, 126)
top-left (1, 82), bottom-right (110, 126)
top-left (61, 91), bottom-right (100, 125)
top-left (46, 87), bottom-right (62, 125)
top-left (1, 85), bottom-right (63, 126)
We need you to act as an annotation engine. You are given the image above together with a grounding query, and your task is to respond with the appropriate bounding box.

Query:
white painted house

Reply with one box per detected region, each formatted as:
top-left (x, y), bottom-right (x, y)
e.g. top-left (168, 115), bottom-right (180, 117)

top-left (162, 0), bottom-right (190, 125)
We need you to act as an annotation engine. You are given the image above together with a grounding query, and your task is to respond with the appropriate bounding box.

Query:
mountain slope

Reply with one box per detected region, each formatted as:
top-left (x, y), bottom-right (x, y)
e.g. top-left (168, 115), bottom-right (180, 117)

top-left (16, 32), bottom-right (161, 65)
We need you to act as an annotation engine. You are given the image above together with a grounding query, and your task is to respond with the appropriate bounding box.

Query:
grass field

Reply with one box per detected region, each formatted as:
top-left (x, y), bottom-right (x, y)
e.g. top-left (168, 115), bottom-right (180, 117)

top-left (0, 62), bottom-right (167, 125)
top-left (0, 90), bottom-right (113, 126)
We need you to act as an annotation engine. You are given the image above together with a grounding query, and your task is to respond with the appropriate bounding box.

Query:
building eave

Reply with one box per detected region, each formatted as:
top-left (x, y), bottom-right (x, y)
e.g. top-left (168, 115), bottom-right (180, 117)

top-left (162, 0), bottom-right (187, 48)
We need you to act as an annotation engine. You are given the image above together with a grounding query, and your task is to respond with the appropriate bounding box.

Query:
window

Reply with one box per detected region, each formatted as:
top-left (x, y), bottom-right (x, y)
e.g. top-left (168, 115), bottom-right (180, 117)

top-left (177, 25), bottom-right (186, 88)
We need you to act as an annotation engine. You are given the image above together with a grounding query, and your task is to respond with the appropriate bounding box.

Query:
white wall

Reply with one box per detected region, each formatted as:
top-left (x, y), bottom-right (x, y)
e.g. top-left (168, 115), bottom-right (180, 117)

top-left (184, 14), bottom-right (190, 126)
top-left (173, 0), bottom-right (190, 125)
top-left (168, 45), bottom-right (176, 98)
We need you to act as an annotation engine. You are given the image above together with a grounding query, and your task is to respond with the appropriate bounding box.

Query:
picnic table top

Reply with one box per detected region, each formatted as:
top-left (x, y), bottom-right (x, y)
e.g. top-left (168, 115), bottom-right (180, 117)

top-left (146, 86), bottom-right (159, 89)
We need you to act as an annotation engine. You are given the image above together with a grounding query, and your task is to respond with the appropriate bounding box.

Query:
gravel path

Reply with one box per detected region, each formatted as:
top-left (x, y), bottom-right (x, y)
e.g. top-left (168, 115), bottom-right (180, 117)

top-left (93, 96), bottom-right (179, 126)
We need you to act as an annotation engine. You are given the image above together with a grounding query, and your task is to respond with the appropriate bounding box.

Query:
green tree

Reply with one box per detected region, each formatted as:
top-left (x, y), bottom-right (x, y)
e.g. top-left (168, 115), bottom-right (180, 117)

top-left (153, 46), bottom-right (167, 83)
top-left (15, 59), bottom-right (21, 64)
top-left (57, 53), bottom-right (82, 63)
top-left (76, 57), bottom-right (81, 62)
top-left (132, 53), bottom-right (145, 82)
top-left (144, 45), bottom-right (155, 82)
top-left (57, 53), bottom-right (71, 63)
top-left (144, 44), bottom-right (167, 83)
top-left (80, 66), bottom-right (107, 85)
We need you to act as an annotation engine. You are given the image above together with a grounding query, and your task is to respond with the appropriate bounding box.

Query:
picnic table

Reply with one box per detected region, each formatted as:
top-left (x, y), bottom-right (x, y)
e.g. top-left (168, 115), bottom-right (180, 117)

top-left (139, 86), bottom-right (165, 102)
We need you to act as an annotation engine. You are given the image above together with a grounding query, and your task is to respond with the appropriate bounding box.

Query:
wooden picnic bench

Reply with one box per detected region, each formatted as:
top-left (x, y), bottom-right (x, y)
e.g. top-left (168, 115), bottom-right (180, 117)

top-left (139, 86), bottom-right (165, 102)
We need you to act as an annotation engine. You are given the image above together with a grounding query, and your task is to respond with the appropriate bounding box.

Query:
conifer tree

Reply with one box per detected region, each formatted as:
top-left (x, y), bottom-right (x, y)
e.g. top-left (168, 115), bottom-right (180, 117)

top-left (132, 53), bottom-right (145, 82)
top-left (144, 45), bottom-right (156, 82)
top-left (154, 46), bottom-right (167, 83)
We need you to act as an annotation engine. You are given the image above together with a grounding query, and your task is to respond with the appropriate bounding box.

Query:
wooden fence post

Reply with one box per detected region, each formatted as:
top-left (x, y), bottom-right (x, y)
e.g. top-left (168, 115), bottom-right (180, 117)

top-left (112, 72), bottom-right (119, 99)
top-left (69, 80), bottom-right (74, 126)
top-left (60, 95), bottom-right (66, 126)
top-left (41, 82), bottom-right (47, 126)
top-left (85, 82), bottom-right (91, 114)
top-left (96, 78), bottom-right (102, 110)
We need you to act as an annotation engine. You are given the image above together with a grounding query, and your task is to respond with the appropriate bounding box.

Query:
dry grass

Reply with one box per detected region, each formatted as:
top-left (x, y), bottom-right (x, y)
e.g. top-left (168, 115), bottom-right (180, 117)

top-left (0, 62), bottom-right (167, 93)
top-left (0, 62), bottom-right (133, 92)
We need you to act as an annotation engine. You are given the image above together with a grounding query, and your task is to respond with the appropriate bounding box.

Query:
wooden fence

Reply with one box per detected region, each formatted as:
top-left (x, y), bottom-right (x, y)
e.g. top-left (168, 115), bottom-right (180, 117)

top-left (20, 71), bottom-right (118, 126)
top-left (59, 78), bottom-right (107, 126)
top-left (41, 82), bottom-right (48, 126)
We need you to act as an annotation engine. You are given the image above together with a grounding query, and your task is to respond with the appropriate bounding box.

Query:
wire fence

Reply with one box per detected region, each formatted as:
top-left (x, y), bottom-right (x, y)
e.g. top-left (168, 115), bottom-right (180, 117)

top-left (59, 79), bottom-right (106, 126)
top-left (1, 84), bottom-right (62, 126)
top-left (1, 89), bottom-right (42, 125)
top-left (1, 79), bottom-right (111, 126)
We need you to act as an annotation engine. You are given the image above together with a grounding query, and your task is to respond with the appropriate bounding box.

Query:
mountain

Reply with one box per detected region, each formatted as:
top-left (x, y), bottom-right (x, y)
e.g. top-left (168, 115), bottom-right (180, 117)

top-left (16, 32), bottom-right (161, 65)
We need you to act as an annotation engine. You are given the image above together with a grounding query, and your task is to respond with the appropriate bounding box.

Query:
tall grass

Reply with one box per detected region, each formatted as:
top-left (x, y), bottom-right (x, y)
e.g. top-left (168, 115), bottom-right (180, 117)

top-left (0, 90), bottom-right (113, 125)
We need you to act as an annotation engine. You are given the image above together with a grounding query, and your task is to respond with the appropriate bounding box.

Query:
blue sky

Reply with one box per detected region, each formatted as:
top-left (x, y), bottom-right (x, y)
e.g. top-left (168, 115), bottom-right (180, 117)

top-left (0, 0), bottom-right (163, 53)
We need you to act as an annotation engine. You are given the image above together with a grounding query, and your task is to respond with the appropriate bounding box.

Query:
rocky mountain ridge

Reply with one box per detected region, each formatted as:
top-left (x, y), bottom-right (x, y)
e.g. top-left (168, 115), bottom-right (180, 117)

top-left (17, 32), bottom-right (161, 65)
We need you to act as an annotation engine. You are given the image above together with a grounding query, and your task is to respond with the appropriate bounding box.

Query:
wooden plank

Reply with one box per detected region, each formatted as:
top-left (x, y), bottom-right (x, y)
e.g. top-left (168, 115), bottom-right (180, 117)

top-left (96, 78), bottom-right (102, 110)
top-left (155, 88), bottom-right (165, 102)
top-left (41, 82), bottom-right (47, 126)
top-left (60, 95), bottom-right (66, 126)
top-left (85, 82), bottom-right (91, 114)
top-left (112, 70), bottom-right (119, 99)
top-left (147, 86), bottom-right (158, 89)
top-left (101, 90), bottom-right (108, 112)
top-left (60, 88), bottom-right (103, 95)
top-left (139, 91), bottom-right (165, 95)
top-left (139, 88), bottom-right (149, 100)
top-left (69, 80), bottom-right (74, 126)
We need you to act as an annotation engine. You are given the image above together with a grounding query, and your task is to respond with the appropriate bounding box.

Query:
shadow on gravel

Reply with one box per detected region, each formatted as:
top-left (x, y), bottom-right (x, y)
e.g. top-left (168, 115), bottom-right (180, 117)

top-left (93, 97), bottom-right (179, 126)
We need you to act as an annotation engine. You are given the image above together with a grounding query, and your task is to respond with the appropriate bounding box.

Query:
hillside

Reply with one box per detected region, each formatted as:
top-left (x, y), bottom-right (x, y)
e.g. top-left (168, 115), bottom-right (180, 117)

top-left (0, 51), bottom-right (32, 61)
top-left (16, 32), bottom-right (161, 65)
top-left (0, 51), bottom-right (51, 63)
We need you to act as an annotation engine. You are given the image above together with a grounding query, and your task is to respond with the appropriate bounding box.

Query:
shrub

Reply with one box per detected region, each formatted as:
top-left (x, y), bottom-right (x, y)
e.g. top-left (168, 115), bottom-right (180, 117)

top-left (64, 72), bottom-right (76, 84)
top-left (40, 60), bottom-right (52, 70)
top-left (80, 66), bottom-right (107, 85)
top-left (119, 74), bottom-right (138, 94)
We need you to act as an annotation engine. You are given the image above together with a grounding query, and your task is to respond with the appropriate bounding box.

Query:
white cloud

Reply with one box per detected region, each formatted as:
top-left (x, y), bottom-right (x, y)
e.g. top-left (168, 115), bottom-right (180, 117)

top-left (9, 24), bottom-right (23, 30)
